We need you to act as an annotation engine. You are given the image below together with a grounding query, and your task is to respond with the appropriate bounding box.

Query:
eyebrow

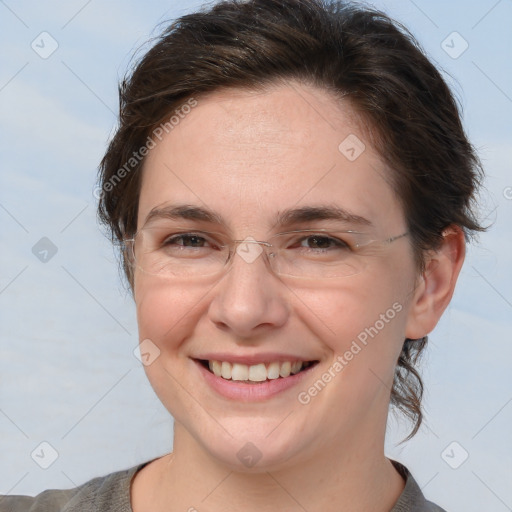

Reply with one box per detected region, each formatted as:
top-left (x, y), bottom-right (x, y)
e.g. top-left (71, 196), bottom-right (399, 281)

top-left (143, 204), bottom-right (372, 230)
top-left (274, 205), bottom-right (372, 229)
top-left (144, 204), bottom-right (224, 226)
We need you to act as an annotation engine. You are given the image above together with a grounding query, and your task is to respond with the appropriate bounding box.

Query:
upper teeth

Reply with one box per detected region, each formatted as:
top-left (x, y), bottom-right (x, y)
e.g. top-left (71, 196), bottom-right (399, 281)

top-left (208, 360), bottom-right (305, 381)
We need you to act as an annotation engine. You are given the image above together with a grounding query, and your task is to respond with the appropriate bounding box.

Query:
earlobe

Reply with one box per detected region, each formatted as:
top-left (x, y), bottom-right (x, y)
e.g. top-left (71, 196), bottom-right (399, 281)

top-left (405, 226), bottom-right (466, 340)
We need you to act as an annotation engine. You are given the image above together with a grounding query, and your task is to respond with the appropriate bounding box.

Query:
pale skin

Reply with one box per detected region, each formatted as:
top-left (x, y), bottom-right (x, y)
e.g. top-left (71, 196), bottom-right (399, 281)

top-left (130, 82), bottom-right (465, 512)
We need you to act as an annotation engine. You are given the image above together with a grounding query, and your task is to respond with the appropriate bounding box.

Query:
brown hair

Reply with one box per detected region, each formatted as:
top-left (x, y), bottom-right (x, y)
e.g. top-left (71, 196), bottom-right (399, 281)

top-left (97, 0), bottom-right (484, 439)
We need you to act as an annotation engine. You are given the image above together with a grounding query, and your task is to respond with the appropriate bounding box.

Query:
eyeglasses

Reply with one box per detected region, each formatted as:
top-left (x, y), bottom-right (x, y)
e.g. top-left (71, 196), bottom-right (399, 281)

top-left (123, 227), bottom-right (408, 280)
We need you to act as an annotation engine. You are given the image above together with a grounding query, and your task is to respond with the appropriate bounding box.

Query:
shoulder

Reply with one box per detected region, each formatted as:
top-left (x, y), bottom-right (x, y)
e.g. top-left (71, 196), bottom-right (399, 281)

top-left (0, 461), bottom-right (150, 512)
top-left (390, 460), bottom-right (448, 512)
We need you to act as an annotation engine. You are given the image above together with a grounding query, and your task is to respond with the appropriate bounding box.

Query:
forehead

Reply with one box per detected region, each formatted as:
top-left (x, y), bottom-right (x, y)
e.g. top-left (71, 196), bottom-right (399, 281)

top-left (138, 82), bottom-right (405, 234)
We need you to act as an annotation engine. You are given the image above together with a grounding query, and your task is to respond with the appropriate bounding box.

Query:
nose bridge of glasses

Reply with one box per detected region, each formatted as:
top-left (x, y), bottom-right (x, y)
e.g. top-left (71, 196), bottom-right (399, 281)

top-left (229, 237), bottom-right (275, 267)
top-left (232, 238), bottom-right (272, 248)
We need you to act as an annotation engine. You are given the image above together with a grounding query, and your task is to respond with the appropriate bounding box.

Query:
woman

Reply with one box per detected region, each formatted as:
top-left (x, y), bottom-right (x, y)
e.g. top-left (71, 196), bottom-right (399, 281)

top-left (0, 0), bottom-right (483, 510)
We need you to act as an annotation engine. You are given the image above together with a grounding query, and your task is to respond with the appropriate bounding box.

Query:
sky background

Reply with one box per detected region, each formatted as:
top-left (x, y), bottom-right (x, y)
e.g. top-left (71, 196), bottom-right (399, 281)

top-left (0, 0), bottom-right (511, 510)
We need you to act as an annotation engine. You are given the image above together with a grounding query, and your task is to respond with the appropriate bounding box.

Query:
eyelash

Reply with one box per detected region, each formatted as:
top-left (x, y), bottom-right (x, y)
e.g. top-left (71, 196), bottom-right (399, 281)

top-left (161, 232), bottom-right (352, 252)
top-left (163, 233), bottom-right (215, 248)
top-left (295, 234), bottom-right (350, 251)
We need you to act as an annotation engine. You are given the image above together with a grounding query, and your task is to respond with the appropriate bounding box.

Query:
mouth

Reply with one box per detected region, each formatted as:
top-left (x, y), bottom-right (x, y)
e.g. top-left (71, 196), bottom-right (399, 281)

top-left (196, 359), bottom-right (319, 384)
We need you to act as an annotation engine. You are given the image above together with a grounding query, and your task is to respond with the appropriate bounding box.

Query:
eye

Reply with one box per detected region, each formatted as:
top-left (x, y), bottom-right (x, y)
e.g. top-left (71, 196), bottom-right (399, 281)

top-left (160, 232), bottom-right (222, 251)
top-left (296, 234), bottom-right (351, 251)
top-left (163, 233), bottom-right (208, 247)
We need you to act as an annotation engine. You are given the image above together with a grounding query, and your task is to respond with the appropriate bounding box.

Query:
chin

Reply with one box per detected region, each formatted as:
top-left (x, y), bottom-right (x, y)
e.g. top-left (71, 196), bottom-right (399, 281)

top-left (185, 414), bottom-right (317, 473)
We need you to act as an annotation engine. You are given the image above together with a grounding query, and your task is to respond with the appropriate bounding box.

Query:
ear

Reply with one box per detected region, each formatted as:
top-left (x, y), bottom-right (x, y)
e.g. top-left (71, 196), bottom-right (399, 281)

top-left (405, 226), bottom-right (466, 339)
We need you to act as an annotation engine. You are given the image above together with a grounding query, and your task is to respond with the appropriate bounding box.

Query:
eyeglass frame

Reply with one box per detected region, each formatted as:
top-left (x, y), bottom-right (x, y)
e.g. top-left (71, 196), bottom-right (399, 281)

top-left (123, 227), bottom-right (409, 280)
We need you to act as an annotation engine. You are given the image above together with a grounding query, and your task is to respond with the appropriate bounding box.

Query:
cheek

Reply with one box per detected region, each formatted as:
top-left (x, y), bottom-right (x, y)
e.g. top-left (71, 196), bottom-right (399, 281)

top-left (297, 261), bottom-right (414, 384)
top-left (133, 278), bottom-right (208, 418)
top-left (298, 270), bottom-right (409, 344)
top-left (134, 277), bottom-right (207, 351)
top-left (302, 289), bottom-right (408, 426)
top-left (338, 265), bottom-right (415, 388)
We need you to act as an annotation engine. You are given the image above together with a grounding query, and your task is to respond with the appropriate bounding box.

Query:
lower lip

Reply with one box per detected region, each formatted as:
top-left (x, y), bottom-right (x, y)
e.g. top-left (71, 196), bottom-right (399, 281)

top-left (194, 360), bottom-right (316, 402)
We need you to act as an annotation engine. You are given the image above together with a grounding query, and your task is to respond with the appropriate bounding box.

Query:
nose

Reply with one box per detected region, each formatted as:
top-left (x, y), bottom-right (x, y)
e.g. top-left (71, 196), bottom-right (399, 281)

top-left (207, 243), bottom-right (289, 339)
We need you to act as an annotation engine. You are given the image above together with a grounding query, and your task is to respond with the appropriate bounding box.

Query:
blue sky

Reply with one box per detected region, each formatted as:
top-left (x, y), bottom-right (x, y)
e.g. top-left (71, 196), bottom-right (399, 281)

top-left (0, 0), bottom-right (511, 509)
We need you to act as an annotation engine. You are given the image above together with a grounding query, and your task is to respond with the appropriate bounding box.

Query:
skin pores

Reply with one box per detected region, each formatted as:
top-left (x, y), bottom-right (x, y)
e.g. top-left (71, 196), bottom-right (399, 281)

top-left (133, 82), bottom-right (420, 476)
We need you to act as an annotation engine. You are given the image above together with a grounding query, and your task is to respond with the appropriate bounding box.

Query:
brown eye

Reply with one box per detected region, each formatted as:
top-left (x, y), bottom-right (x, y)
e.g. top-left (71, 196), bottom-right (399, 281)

top-left (298, 235), bottom-right (350, 251)
top-left (163, 234), bottom-right (209, 248)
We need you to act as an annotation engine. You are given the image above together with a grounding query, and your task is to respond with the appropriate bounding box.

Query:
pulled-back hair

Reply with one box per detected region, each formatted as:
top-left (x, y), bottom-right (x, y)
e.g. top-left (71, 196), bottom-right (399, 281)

top-left (98, 0), bottom-right (484, 438)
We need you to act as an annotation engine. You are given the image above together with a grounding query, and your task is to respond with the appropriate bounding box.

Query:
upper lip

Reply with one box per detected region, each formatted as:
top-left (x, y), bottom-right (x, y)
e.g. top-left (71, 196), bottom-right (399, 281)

top-left (193, 352), bottom-right (318, 365)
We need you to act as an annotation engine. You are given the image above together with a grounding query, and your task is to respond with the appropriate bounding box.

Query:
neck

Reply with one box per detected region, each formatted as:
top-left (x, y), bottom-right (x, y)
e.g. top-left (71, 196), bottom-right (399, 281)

top-left (134, 417), bottom-right (405, 512)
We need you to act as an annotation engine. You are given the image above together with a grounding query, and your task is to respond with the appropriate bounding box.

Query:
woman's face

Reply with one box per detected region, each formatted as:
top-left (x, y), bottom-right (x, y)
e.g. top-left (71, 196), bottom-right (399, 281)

top-left (134, 82), bottom-right (420, 470)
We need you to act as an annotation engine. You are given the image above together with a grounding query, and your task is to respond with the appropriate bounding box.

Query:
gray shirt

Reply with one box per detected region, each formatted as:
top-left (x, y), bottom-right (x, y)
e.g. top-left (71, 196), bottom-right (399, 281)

top-left (0, 460), bottom-right (446, 511)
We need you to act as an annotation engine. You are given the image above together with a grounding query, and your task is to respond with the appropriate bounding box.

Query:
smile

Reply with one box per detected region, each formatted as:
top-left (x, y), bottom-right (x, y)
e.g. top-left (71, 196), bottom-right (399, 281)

top-left (192, 349), bottom-right (321, 401)
top-left (203, 360), bottom-right (316, 383)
